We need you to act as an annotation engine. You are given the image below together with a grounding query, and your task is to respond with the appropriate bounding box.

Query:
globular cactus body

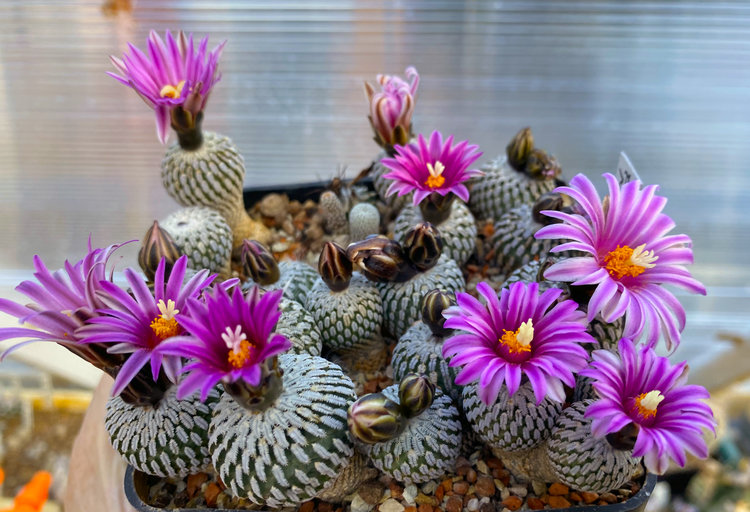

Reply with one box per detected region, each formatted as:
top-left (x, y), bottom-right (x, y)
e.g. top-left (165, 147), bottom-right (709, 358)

top-left (161, 206), bottom-right (233, 277)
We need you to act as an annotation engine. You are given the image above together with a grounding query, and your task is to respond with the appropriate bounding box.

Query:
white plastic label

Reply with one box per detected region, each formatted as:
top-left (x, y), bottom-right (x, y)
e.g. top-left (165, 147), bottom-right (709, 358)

top-left (616, 152), bottom-right (642, 184)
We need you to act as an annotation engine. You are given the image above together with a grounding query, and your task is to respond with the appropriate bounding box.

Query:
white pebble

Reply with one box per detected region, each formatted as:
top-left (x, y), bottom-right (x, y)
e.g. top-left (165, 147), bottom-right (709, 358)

top-left (379, 498), bottom-right (405, 512)
top-left (509, 486), bottom-right (527, 498)
top-left (476, 460), bottom-right (489, 475)
top-left (466, 498), bottom-right (479, 511)
top-left (421, 481), bottom-right (438, 495)
top-left (403, 484), bottom-right (418, 505)
top-left (531, 480), bottom-right (547, 496)
top-left (351, 494), bottom-right (375, 512)
top-left (500, 487), bottom-right (510, 500)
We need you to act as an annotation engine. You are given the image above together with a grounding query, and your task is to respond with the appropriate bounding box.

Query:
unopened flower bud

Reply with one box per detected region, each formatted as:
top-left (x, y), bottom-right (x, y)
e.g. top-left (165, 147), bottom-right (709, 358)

top-left (532, 191), bottom-right (567, 225)
top-left (347, 236), bottom-right (409, 282)
top-left (241, 240), bottom-right (280, 285)
top-left (506, 127), bottom-right (534, 171)
top-left (348, 393), bottom-right (405, 444)
top-left (421, 289), bottom-right (454, 337)
top-left (398, 373), bottom-right (435, 418)
top-left (138, 220), bottom-right (182, 281)
top-left (525, 148), bottom-right (562, 180)
top-left (403, 223), bottom-right (442, 271)
top-left (319, 242), bottom-right (352, 292)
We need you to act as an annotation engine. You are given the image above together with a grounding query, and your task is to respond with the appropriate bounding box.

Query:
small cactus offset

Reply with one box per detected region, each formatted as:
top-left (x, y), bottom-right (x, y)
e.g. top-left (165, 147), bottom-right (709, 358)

top-left (105, 386), bottom-right (220, 478)
top-left (546, 401), bottom-right (641, 493)
top-left (305, 242), bottom-right (384, 351)
top-left (275, 298), bottom-right (323, 356)
top-left (349, 202), bottom-right (381, 242)
top-left (161, 206), bottom-right (233, 277)
top-left (241, 239), bottom-right (318, 304)
top-left (391, 290), bottom-right (462, 403)
top-left (349, 375), bottom-right (461, 485)
top-left (469, 127), bottom-right (561, 222)
top-left (162, 131), bottom-right (271, 247)
top-left (393, 200), bottom-right (477, 266)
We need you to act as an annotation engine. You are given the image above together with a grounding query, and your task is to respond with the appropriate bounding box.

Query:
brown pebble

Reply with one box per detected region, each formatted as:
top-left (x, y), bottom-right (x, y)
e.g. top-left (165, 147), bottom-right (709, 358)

top-left (435, 486), bottom-right (444, 502)
top-left (405, 507), bottom-right (417, 512)
top-left (298, 501), bottom-right (315, 512)
top-left (204, 483), bottom-right (221, 508)
top-left (486, 458), bottom-right (503, 470)
top-left (415, 493), bottom-right (437, 507)
top-left (474, 476), bottom-right (495, 498)
top-left (389, 482), bottom-right (404, 500)
top-left (418, 504), bottom-right (433, 512)
top-left (548, 482), bottom-right (569, 496)
top-left (527, 497), bottom-right (545, 510)
top-left (363, 379), bottom-right (379, 394)
top-left (600, 492), bottom-right (617, 503)
top-left (441, 479), bottom-right (453, 493)
top-left (581, 492), bottom-right (599, 504)
top-left (453, 481), bottom-right (469, 495)
top-left (334, 507), bottom-right (344, 512)
top-left (501, 495), bottom-right (522, 511)
top-left (598, 501), bottom-right (609, 506)
top-left (318, 502), bottom-right (333, 512)
top-left (540, 494), bottom-right (550, 504)
top-left (456, 465), bottom-right (470, 477)
top-left (568, 491), bottom-right (582, 502)
top-left (187, 473), bottom-right (207, 498)
top-left (465, 469), bottom-right (477, 483)
top-left (445, 496), bottom-right (463, 512)
top-left (479, 503), bottom-right (494, 512)
top-left (548, 496), bottom-right (572, 508)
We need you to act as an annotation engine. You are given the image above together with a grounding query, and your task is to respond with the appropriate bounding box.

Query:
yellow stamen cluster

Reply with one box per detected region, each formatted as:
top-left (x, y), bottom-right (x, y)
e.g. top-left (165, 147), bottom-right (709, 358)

top-left (499, 319), bottom-right (534, 355)
top-left (150, 299), bottom-right (181, 341)
top-left (604, 244), bottom-right (658, 279)
top-left (424, 161), bottom-right (446, 189)
top-left (227, 339), bottom-right (254, 369)
top-left (634, 390), bottom-right (665, 419)
top-left (159, 80), bottom-right (186, 99)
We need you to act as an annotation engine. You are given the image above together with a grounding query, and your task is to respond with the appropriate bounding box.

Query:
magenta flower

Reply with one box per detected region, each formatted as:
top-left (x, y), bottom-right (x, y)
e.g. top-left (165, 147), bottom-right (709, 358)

top-left (77, 255), bottom-right (215, 396)
top-left (442, 281), bottom-right (594, 405)
top-left (0, 239), bottom-right (129, 367)
top-left (534, 173), bottom-right (706, 351)
top-left (382, 131), bottom-right (483, 206)
top-left (108, 30), bottom-right (226, 144)
top-left (156, 286), bottom-right (291, 401)
top-left (364, 67), bottom-right (419, 148)
top-left (581, 338), bottom-right (715, 474)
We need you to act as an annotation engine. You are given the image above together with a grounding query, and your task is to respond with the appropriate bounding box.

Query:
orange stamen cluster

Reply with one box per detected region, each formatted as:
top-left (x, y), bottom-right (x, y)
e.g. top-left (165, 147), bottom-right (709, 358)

top-left (634, 390), bottom-right (664, 419)
top-left (425, 174), bottom-right (445, 189)
top-left (227, 339), bottom-right (254, 369)
top-left (604, 244), bottom-right (657, 279)
top-left (497, 327), bottom-right (531, 354)
top-left (424, 161), bottom-right (446, 189)
top-left (150, 316), bottom-right (181, 341)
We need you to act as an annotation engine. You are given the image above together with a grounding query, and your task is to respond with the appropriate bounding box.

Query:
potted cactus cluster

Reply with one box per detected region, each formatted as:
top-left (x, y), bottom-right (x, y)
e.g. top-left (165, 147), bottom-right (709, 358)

top-left (0, 31), bottom-right (716, 512)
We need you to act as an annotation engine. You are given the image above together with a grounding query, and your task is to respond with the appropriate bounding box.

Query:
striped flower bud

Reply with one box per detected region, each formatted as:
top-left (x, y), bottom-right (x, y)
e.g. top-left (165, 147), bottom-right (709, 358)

top-left (525, 148), bottom-right (562, 180)
top-left (403, 222), bottom-right (442, 271)
top-left (319, 242), bottom-right (352, 292)
top-left (348, 393), bottom-right (405, 444)
top-left (398, 373), bottom-right (435, 418)
top-left (506, 127), bottom-right (534, 172)
top-left (421, 289), bottom-right (455, 337)
top-left (532, 191), bottom-right (567, 226)
top-left (138, 220), bottom-right (182, 282)
top-left (241, 240), bottom-right (280, 286)
top-left (347, 236), bottom-right (410, 283)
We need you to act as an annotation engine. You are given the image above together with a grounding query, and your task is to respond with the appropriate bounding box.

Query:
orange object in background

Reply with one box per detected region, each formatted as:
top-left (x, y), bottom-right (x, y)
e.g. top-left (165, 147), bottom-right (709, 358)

top-left (0, 471), bottom-right (52, 512)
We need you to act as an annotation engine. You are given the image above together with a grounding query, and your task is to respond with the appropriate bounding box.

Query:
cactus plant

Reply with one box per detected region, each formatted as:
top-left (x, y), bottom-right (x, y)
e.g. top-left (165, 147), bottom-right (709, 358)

top-left (240, 239), bottom-right (318, 305)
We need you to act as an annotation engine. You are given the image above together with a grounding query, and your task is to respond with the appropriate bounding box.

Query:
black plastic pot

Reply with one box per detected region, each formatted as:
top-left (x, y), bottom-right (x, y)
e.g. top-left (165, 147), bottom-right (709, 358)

top-left (124, 465), bottom-right (657, 512)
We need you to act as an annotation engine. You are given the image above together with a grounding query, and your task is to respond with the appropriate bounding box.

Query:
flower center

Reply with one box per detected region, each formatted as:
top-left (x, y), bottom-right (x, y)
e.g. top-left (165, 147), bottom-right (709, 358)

top-left (222, 325), bottom-right (255, 369)
top-left (499, 318), bottom-right (534, 355)
top-left (159, 80), bottom-right (186, 99)
top-left (424, 161), bottom-right (446, 189)
top-left (604, 244), bottom-right (658, 279)
top-left (149, 299), bottom-right (181, 341)
top-left (634, 390), bottom-right (665, 419)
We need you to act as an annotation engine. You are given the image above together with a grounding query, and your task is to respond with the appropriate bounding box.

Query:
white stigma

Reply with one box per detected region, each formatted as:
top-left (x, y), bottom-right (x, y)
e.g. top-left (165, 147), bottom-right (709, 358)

top-left (157, 299), bottom-right (180, 320)
top-left (427, 161), bottom-right (445, 178)
top-left (516, 318), bottom-right (534, 347)
top-left (629, 244), bottom-right (658, 269)
top-left (221, 325), bottom-right (247, 352)
top-left (640, 390), bottom-right (665, 412)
